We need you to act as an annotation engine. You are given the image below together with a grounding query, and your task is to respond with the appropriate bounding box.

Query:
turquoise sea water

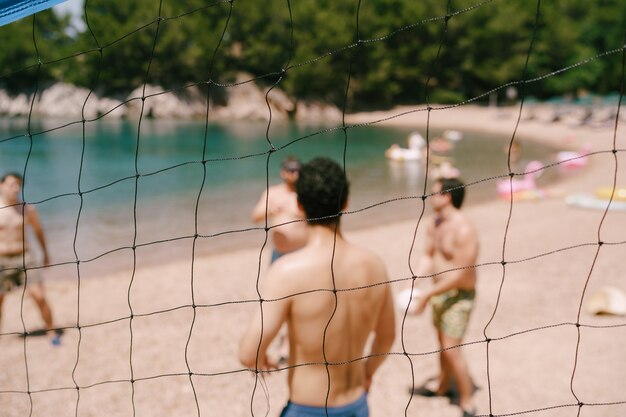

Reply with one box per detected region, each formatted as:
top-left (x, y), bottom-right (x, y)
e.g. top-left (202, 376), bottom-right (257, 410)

top-left (0, 117), bottom-right (557, 280)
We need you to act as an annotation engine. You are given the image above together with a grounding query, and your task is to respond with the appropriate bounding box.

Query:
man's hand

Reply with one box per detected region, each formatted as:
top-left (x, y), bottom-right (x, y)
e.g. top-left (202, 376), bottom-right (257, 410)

top-left (364, 373), bottom-right (373, 392)
top-left (413, 293), bottom-right (430, 315)
top-left (259, 356), bottom-right (279, 371)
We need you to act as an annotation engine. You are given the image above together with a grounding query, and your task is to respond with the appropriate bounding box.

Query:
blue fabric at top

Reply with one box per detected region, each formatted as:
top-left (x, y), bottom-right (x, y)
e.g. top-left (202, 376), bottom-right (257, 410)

top-left (0, 0), bottom-right (67, 27)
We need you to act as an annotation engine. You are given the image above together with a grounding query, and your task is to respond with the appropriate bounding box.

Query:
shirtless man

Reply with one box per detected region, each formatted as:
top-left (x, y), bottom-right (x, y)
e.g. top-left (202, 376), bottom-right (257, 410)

top-left (0, 172), bottom-right (59, 344)
top-left (240, 157), bottom-right (396, 416)
top-left (411, 177), bottom-right (478, 417)
top-left (252, 157), bottom-right (308, 263)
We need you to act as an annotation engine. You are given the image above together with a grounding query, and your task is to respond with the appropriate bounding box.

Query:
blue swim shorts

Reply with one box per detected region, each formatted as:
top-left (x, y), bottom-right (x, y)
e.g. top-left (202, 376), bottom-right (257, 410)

top-left (279, 393), bottom-right (368, 417)
top-left (271, 249), bottom-right (285, 264)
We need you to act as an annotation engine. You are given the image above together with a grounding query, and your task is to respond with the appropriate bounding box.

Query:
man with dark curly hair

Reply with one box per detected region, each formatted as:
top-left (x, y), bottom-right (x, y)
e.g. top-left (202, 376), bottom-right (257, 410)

top-left (240, 157), bottom-right (396, 417)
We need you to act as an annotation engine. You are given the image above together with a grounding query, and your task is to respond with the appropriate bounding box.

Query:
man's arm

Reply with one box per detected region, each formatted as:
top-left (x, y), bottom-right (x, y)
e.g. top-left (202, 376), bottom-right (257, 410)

top-left (251, 190), bottom-right (270, 223)
top-left (364, 275), bottom-right (396, 391)
top-left (414, 219), bottom-right (435, 277)
top-left (26, 205), bottom-right (50, 266)
top-left (403, 221), bottom-right (436, 314)
top-left (239, 267), bottom-right (291, 370)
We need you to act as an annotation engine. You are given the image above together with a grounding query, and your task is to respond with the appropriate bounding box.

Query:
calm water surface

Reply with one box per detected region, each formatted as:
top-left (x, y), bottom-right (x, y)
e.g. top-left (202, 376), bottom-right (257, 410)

top-left (0, 117), bottom-right (558, 280)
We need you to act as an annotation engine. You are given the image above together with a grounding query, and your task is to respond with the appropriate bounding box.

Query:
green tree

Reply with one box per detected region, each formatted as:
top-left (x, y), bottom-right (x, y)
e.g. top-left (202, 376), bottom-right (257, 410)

top-left (1, 0), bottom-right (624, 106)
top-left (68, 0), bottom-right (235, 96)
top-left (0, 9), bottom-right (71, 93)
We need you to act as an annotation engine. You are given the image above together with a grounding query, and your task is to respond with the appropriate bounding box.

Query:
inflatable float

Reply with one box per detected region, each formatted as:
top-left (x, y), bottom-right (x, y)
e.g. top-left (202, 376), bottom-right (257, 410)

top-left (386, 132), bottom-right (426, 161)
top-left (386, 131), bottom-right (463, 161)
top-left (566, 193), bottom-right (626, 211)
top-left (497, 160), bottom-right (544, 199)
top-left (594, 186), bottom-right (626, 202)
top-left (556, 142), bottom-right (592, 170)
top-left (385, 145), bottom-right (423, 161)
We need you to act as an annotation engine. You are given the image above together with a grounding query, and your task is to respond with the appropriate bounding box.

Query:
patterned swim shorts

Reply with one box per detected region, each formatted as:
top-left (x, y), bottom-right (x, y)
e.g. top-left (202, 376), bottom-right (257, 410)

top-left (431, 288), bottom-right (476, 339)
top-left (0, 252), bottom-right (40, 294)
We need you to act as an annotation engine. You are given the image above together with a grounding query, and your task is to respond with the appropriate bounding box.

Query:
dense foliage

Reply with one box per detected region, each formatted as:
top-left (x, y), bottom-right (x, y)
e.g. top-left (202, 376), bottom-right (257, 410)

top-left (0, 0), bottom-right (624, 109)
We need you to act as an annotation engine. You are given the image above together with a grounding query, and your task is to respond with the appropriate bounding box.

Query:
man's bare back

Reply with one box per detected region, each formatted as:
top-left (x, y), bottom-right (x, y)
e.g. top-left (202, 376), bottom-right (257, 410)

top-left (271, 229), bottom-right (392, 405)
top-left (240, 157), bottom-right (395, 413)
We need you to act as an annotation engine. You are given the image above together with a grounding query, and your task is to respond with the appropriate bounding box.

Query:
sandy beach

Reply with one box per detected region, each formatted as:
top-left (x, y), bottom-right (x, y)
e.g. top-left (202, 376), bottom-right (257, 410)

top-left (1, 104), bottom-right (625, 417)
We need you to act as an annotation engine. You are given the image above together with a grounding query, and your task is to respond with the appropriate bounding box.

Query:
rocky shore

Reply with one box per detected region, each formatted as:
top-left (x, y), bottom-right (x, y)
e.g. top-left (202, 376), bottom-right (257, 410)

top-left (0, 73), bottom-right (342, 123)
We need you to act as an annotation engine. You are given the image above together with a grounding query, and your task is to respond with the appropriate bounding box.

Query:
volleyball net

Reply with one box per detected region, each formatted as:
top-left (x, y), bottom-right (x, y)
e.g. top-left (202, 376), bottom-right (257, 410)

top-left (0, 1), bottom-right (625, 416)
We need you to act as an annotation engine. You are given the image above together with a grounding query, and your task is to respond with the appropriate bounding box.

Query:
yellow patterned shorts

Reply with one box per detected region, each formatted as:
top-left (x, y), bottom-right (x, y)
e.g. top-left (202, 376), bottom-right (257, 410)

top-left (0, 252), bottom-right (40, 294)
top-left (431, 288), bottom-right (475, 339)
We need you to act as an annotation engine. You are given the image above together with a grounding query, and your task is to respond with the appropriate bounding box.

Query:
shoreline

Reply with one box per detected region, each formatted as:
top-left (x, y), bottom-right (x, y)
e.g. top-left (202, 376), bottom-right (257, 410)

top-left (49, 103), bottom-right (611, 281)
top-left (29, 107), bottom-right (572, 280)
top-left (346, 103), bottom-right (591, 148)
top-left (7, 102), bottom-right (621, 311)
top-left (35, 104), bottom-right (588, 283)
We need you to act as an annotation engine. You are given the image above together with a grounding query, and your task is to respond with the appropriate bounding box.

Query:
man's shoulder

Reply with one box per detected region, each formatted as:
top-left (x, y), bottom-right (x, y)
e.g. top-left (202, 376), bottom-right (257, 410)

top-left (455, 211), bottom-right (477, 232)
top-left (268, 183), bottom-right (290, 193)
top-left (451, 212), bottom-right (479, 246)
top-left (274, 242), bottom-right (383, 275)
top-left (341, 241), bottom-right (387, 278)
top-left (351, 241), bottom-right (383, 261)
top-left (265, 250), bottom-right (314, 287)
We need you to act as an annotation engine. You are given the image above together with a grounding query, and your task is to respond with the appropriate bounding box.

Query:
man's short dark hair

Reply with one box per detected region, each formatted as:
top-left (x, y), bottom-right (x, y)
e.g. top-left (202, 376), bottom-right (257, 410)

top-left (438, 177), bottom-right (465, 209)
top-left (296, 157), bottom-right (349, 225)
top-left (281, 156), bottom-right (301, 172)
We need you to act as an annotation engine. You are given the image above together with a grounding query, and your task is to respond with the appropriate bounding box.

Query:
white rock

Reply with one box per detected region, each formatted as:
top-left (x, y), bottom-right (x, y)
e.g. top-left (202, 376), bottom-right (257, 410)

top-left (0, 89), bottom-right (11, 114)
top-left (0, 79), bottom-right (338, 124)
top-left (126, 84), bottom-right (207, 120)
top-left (294, 100), bottom-right (342, 124)
top-left (93, 97), bottom-right (127, 119)
top-left (0, 83), bottom-right (127, 119)
top-left (8, 93), bottom-right (31, 116)
top-left (36, 83), bottom-right (94, 118)
top-left (211, 72), bottom-right (295, 122)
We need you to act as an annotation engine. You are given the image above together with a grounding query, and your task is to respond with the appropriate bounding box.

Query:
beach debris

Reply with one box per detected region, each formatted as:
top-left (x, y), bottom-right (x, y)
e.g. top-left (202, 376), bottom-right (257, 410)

top-left (586, 286), bottom-right (626, 316)
top-left (565, 193), bottom-right (626, 211)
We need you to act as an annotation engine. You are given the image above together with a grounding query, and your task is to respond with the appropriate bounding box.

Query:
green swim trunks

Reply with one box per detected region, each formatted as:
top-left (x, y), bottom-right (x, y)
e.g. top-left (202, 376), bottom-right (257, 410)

top-left (0, 252), bottom-right (39, 294)
top-left (431, 288), bottom-right (475, 339)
